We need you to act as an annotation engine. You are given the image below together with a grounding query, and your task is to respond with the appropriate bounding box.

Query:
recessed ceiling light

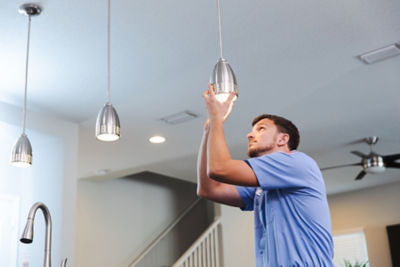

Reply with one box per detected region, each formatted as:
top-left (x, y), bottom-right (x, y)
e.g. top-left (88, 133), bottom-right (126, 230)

top-left (149, 135), bottom-right (166, 144)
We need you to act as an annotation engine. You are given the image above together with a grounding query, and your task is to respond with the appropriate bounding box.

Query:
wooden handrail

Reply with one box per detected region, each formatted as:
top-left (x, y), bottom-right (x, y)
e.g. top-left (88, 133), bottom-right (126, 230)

top-left (128, 198), bottom-right (202, 267)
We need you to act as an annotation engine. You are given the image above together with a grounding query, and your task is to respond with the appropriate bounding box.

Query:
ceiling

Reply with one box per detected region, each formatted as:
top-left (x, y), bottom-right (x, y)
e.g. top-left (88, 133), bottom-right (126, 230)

top-left (1, 0), bottom-right (400, 195)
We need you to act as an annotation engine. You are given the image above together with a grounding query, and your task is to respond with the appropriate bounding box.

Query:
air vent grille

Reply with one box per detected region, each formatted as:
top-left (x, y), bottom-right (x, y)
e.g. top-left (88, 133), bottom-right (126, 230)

top-left (160, 111), bottom-right (199, 124)
top-left (359, 43), bottom-right (400, 64)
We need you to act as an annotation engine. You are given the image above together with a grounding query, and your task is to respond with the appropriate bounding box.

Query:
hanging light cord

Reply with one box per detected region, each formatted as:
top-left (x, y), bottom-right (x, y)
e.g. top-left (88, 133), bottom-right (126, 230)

top-left (107, 0), bottom-right (111, 103)
top-left (216, 0), bottom-right (223, 59)
top-left (22, 15), bottom-right (32, 135)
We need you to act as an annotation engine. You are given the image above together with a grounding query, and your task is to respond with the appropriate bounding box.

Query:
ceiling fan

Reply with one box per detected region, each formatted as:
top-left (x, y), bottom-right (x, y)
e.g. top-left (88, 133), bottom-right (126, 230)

top-left (320, 136), bottom-right (400, 180)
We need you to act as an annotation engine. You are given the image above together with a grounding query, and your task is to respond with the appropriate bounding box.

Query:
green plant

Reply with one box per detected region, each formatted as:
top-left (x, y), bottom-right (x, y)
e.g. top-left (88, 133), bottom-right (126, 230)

top-left (343, 259), bottom-right (368, 267)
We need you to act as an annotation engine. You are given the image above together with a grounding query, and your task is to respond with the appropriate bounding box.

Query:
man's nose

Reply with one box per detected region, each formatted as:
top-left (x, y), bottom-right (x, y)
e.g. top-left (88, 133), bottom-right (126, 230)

top-left (247, 132), bottom-right (254, 140)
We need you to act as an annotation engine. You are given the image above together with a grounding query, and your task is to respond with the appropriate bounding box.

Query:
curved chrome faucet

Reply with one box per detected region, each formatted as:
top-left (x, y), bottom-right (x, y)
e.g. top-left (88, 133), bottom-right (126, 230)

top-left (20, 202), bottom-right (67, 267)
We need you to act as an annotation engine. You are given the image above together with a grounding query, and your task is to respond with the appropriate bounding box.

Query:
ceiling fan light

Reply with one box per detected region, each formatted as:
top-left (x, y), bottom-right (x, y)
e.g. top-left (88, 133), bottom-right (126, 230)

top-left (96, 103), bottom-right (120, 142)
top-left (10, 133), bottom-right (32, 168)
top-left (365, 166), bottom-right (386, 174)
top-left (210, 58), bottom-right (238, 103)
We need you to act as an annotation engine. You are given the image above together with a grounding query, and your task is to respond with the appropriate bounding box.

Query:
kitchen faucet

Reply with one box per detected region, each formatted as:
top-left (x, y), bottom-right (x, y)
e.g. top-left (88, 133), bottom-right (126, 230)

top-left (20, 202), bottom-right (67, 267)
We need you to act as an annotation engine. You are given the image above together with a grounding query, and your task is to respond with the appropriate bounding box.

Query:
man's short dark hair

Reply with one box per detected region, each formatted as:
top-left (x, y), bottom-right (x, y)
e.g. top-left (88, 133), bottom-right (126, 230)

top-left (252, 114), bottom-right (300, 150)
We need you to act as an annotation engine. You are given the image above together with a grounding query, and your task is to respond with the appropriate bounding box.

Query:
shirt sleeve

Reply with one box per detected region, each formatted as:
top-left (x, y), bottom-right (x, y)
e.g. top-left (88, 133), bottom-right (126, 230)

top-left (246, 151), bottom-right (318, 190)
top-left (235, 185), bottom-right (256, 211)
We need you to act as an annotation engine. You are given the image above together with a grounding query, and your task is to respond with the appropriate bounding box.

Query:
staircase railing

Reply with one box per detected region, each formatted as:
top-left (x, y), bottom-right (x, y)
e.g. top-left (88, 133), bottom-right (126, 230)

top-left (172, 217), bottom-right (222, 267)
top-left (127, 198), bottom-right (202, 267)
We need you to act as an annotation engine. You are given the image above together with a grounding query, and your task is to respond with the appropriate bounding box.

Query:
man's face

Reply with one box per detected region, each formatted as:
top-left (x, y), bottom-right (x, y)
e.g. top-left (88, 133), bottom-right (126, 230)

top-left (247, 118), bottom-right (282, 157)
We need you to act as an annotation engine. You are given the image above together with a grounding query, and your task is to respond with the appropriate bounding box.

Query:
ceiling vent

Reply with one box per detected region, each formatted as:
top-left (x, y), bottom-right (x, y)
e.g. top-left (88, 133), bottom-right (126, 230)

top-left (160, 111), bottom-right (199, 124)
top-left (359, 43), bottom-right (400, 64)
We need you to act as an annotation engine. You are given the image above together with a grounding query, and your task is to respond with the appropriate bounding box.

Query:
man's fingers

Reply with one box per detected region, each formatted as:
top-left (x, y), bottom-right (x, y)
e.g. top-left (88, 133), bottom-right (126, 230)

top-left (208, 84), bottom-right (216, 97)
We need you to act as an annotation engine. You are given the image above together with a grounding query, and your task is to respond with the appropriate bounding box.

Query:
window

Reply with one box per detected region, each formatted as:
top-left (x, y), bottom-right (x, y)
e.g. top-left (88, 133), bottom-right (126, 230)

top-left (333, 230), bottom-right (369, 266)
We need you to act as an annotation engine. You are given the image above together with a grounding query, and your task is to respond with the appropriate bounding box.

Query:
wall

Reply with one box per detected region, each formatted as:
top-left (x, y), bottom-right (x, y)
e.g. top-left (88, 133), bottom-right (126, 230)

top-left (0, 101), bottom-right (78, 265)
top-left (135, 198), bottom-right (210, 267)
top-left (75, 172), bottom-right (203, 267)
top-left (329, 181), bottom-right (400, 267)
top-left (218, 204), bottom-right (255, 267)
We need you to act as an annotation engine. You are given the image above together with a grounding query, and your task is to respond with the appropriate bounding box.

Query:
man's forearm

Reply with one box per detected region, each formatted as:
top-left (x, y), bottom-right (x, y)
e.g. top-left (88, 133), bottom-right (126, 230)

top-left (207, 120), bottom-right (232, 177)
top-left (196, 126), bottom-right (245, 207)
top-left (197, 129), bottom-right (220, 198)
top-left (206, 120), bottom-right (259, 186)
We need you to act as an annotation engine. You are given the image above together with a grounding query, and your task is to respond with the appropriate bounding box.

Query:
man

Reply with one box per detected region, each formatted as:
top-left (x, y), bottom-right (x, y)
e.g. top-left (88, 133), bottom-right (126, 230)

top-left (197, 85), bottom-right (334, 266)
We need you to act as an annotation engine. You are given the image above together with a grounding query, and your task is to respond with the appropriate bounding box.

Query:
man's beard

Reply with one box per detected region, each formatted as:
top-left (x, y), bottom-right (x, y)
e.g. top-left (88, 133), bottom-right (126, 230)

top-left (247, 144), bottom-right (274, 158)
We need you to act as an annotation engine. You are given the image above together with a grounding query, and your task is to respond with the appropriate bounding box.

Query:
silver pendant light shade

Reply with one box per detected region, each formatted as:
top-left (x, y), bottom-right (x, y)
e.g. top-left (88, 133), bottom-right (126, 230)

top-left (96, 103), bottom-right (121, 141)
top-left (210, 58), bottom-right (238, 103)
top-left (210, 0), bottom-right (238, 103)
top-left (11, 134), bottom-right (33, 168)
top-left (96, 0), bottom-right (121, 142)
top-left (10, 3), bottom-right (41, 168)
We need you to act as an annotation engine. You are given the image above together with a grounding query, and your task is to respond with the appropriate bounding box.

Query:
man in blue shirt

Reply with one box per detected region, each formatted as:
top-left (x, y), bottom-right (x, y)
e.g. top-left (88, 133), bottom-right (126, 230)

top-left (197, 86), bottom-right (334, 266)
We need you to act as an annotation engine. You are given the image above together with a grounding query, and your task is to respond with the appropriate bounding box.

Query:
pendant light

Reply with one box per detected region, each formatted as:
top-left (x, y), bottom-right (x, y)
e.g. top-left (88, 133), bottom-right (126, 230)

top-left (95, 0), bottom-right (121, 142)
top-left (10, 4), bottom-right (41, 168)
top-left (210, 0), bottom-right (238, 103)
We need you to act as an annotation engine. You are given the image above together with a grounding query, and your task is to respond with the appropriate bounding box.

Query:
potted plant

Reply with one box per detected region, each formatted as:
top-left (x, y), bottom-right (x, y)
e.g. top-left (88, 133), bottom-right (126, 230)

top-left (343, 259), bottom-right (369, 267)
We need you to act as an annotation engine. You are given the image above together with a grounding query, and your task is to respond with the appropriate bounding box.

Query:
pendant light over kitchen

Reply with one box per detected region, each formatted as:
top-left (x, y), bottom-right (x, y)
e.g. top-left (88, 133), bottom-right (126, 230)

top-left (210, 0), bottom-right (238, 103)
top-left (95, 0), bottom-right (121, 142)
top-left (10, 4), bottom-right (42, 168)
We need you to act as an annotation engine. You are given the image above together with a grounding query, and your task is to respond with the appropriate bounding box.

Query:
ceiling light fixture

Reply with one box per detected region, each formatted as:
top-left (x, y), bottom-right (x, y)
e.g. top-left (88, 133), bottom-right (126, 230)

top-left (149, 136), bottom-right (166, 144)
top-left (95, 0), bottom-right (121, 142)
top-left (209, 0), bottom-right (238, 103)
top-left (10, 3), bottom-right (42, 168)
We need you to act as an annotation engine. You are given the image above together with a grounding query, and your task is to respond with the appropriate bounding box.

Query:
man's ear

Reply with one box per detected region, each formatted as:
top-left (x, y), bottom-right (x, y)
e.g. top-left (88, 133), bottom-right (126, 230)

top-left (277, 133), bottom-right (290, 147)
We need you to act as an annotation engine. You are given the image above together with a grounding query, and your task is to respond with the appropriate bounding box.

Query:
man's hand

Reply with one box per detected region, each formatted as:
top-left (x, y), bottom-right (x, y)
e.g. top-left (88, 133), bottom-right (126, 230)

top-left (203, 84), bottom-right (236, 125)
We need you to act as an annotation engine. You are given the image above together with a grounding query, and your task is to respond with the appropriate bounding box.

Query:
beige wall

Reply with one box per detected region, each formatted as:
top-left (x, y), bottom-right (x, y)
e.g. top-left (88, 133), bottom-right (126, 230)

top-left (329, 181), bottom-right (400, 267)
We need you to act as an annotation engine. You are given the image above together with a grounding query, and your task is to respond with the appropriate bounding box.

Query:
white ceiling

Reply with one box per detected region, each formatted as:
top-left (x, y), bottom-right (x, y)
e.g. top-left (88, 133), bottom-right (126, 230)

top-left (1, 0), bottom-right (400, 195)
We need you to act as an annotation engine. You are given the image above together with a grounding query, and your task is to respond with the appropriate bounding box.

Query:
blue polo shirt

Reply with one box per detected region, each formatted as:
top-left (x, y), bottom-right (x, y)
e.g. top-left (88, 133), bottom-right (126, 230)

top-left (236, 151), bottom-right (334, 267)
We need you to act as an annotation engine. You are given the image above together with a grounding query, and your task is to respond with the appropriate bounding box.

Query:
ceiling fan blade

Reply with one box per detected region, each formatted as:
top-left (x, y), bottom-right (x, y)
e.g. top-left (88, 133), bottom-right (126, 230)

top-left (345, 138), bottom-right (368, 146)
top-left (382, 153), bottom-right (400, 163)
top-left (320, 163), bottom-right (361, 171)
top-left (355, 170), bottom-right (367, 180)
top-left (386, 162), bottom-right (400, 168)
top-left (351, 151), bottom-right (367, 158)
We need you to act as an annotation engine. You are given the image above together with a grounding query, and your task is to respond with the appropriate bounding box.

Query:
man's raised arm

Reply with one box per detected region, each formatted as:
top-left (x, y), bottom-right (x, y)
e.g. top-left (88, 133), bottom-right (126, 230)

top-left (196, 125), bottom-right (244, 208)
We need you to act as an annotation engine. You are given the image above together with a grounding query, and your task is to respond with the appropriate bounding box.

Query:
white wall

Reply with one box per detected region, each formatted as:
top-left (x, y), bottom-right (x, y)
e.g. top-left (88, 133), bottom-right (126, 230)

top-left (0, 101), bottom-right (78, 266)
top-left (219, 204), bottom-right (255, 267)
top-left (75, 173), bottom-right (199, 267)
top-left (329, 181), bottom-right (400, 267)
